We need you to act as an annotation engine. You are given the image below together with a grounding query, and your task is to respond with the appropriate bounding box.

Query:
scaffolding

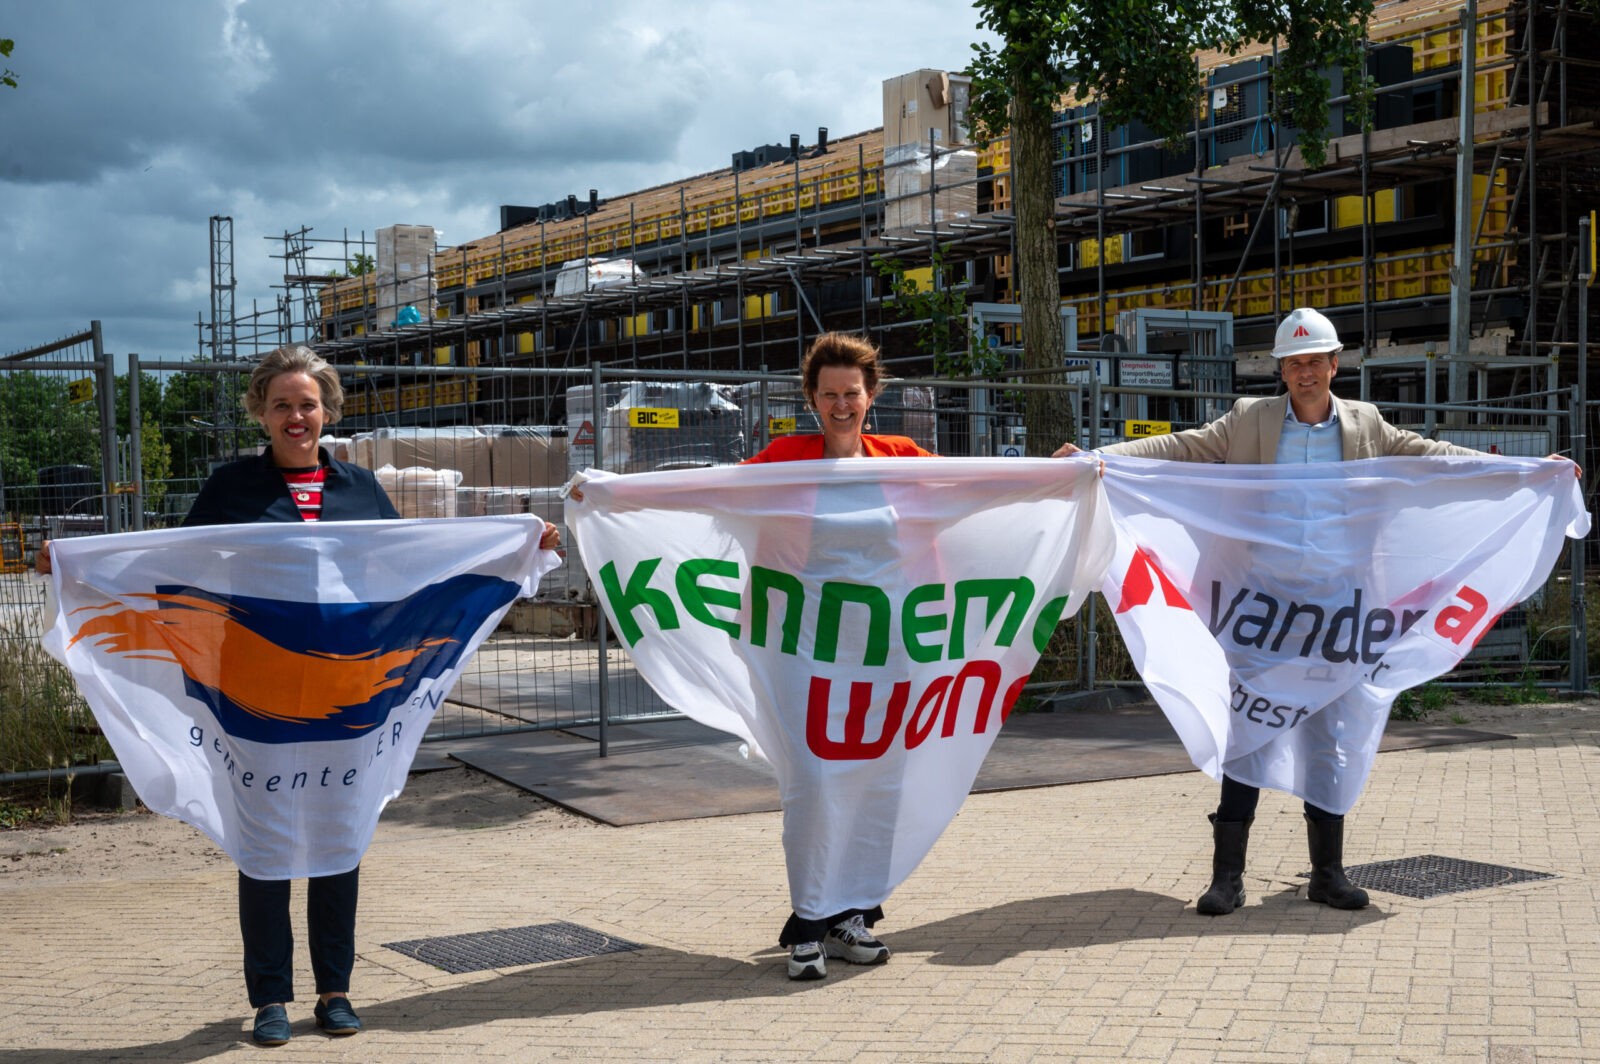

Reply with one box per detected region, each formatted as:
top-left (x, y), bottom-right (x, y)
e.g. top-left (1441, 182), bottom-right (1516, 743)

top-left (226, 0), bottom-right (1595, 457)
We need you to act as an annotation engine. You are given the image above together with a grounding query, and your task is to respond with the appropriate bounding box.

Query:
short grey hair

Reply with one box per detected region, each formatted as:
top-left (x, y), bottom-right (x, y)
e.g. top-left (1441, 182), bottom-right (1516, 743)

top-left (242, 345), bottom-right (344, 425)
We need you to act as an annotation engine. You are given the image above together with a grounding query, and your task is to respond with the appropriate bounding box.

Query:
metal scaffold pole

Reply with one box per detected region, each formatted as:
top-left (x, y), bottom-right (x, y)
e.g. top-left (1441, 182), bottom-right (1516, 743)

top-left (1573, 213), bottom-right (1590, 694)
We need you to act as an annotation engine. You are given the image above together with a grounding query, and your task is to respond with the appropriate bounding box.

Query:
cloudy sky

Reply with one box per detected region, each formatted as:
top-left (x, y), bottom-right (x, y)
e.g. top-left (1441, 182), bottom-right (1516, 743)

top-left (1, 1), bottom-right (997, 368)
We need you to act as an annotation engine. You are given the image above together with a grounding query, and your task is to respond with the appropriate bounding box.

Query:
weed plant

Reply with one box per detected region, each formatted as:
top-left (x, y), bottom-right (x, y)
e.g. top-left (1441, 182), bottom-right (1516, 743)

top-left (0, 613), bottom-right (110, 824)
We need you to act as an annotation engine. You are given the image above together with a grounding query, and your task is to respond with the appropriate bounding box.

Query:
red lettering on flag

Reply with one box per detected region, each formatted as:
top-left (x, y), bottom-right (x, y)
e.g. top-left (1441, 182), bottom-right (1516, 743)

top-left (1434, 584), bottom-right (1489, 645)
top-left (1115, 547), bottom-right (1193, 614)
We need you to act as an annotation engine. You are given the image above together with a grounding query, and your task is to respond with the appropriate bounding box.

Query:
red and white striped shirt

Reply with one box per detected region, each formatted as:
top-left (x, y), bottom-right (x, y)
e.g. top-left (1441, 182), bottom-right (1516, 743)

top-left (280, 467), bottom-right (328, 521)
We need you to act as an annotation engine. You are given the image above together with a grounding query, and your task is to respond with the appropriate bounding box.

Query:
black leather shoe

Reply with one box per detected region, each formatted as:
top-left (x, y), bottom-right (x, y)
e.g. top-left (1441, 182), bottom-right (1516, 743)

top-left (314, 996), bottom-right (362, 1036)
top-left (251, 1004), bottom-right (291, 1046)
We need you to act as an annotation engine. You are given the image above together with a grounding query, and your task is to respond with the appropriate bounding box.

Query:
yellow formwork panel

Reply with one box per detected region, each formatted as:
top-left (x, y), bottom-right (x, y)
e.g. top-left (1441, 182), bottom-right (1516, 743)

top-left (902, 266), bottom-right (934, 294)
top-left (1331, 262), bottom-right (1363, 303)
top-left (518, 332), bottom-right (535, 355)
top-left (1334, 190), bottom-right (1397, 229)
top-left (744, 293), bottom-right (774, 320)
top-left (622, 312), bottom-right (651, 339)
top-left (1078, 236), bottom-right (1127, 269)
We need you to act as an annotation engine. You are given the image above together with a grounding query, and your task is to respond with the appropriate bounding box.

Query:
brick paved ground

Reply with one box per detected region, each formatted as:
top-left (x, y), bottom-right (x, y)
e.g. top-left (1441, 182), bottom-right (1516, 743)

top-left (4, 710), bottom-right (1599, 1063)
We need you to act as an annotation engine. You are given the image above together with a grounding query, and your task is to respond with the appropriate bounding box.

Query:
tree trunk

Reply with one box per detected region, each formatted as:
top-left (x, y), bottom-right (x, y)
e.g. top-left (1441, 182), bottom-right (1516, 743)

top-left (1010, 82), bottom-right (1077, 455)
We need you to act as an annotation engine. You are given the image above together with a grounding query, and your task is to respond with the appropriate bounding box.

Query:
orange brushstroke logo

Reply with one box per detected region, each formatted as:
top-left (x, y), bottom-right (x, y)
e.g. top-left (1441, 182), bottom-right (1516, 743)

top-left (69, 593), bottom-right (450, 726)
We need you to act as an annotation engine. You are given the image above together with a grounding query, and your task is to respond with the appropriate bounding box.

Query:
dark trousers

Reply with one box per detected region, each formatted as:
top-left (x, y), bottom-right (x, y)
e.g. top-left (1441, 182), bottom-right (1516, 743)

top-left (1218, 775), bottom-right (1340, 822)
top-left (239, 866), bottom-right (359, 1007)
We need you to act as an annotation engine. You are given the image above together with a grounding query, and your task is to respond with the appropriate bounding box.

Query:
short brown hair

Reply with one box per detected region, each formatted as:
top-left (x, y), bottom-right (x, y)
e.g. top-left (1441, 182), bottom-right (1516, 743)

top-left (242, 345), bottom-right (345, 425)
top-left (801, 332), bottom-right (883, 403)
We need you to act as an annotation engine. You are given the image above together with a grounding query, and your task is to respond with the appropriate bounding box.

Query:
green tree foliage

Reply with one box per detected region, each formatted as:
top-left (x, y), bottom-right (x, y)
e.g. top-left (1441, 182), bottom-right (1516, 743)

top-left (156, 368), bottom-right (253, 483)
top-left (969, 1), bottom-right (1375, 173)
top-left (1, 37), bottom-right (17, 90)
top-left (966, 1), bottom-right (1373, 454)
top-left (0, 374), bottom-right (100, 499)
top-left (873, 247), bottom-right (999, 378)
top-left (967, 1), bottom-right (1077, 453)
top-left (345, 252), bottom-right (375, 277)
top-left (113, 371), bottom-right (174, 513)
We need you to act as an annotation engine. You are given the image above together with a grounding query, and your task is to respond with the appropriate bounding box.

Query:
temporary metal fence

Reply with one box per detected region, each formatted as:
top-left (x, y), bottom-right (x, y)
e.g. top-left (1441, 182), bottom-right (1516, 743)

top-left (1, 347), bottom-right (1591, 778)
top-left (0, 324), bottom-right (122, 782)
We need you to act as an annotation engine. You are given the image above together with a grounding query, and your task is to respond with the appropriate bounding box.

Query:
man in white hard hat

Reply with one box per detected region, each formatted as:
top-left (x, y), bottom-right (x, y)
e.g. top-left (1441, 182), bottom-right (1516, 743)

top-left (1054, 306), bottom-right (1570, 916)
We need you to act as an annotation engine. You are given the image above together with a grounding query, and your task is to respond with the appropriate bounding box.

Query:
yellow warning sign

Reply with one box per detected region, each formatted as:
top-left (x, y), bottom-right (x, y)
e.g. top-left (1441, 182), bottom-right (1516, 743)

top-left (1126, 420), bottom-right (1171, 438)
top-left (768, 416), bottom-right (798, 436)
top-left (629, 408), bottom-right (680, 428)
top-left (67, 378), bottom-right (95, 405)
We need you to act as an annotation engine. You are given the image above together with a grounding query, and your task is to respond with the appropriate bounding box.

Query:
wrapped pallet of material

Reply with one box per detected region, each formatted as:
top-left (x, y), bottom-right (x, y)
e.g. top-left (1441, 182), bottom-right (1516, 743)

top-left (348, 432), bottom-right (376, 470)
top-left (480, 488), bottom-right (532, 515)
top-left (526, 486), bottom-right (566, 524)
top-left (563, 381), bottom-right (631, 477)
top-left (882, 145), bottom-right (978, 235)
top-left (318, 436), bottom-right (352, 463)
top-left (374, 464), bottom-right (463, 519)
top-left (870, 383), bottom-right (939, 452)
top-left (488, 425), bottom-right (570, 488)
top-left (565, 380), bottom-right (747, 475)
top-left (369, 426), bottom-right (493, 488)
top-left (375, 224), bottom-right (437, 331)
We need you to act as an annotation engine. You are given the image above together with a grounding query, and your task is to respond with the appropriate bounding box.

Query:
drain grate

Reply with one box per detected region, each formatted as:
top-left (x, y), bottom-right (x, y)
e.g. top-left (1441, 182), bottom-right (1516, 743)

top-left (1299, 854), bottom-right (1556, 899)
top-left (383, 921), bottom-right (644, 974)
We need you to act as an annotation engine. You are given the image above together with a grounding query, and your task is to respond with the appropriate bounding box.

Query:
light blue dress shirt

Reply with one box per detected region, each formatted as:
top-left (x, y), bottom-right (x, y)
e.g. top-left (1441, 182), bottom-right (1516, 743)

top-left (1275, 402), bottom-right (1342, 465)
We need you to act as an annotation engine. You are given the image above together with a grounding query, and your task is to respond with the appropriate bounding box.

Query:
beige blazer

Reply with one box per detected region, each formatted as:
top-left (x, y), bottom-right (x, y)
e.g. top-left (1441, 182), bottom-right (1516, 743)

top-left (1101, 393), bottom-right (1481, 463)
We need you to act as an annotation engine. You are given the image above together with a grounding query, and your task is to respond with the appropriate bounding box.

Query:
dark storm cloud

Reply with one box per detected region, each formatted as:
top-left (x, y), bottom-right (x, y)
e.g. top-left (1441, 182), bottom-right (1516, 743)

top-left (1, 0), bottom-right (990, 363)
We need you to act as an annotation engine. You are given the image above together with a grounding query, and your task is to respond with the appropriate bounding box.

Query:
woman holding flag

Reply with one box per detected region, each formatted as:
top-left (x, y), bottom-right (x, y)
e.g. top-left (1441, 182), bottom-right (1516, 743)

top-left (41, 344), bottom-right (558, 1044)
top-left (744, 332), bottom-right (934, 980)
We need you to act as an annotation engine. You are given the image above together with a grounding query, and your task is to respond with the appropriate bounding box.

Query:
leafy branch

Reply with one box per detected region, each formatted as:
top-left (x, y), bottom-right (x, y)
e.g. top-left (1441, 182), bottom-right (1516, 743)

top-left (872, 247), bottom-right (1001, 378)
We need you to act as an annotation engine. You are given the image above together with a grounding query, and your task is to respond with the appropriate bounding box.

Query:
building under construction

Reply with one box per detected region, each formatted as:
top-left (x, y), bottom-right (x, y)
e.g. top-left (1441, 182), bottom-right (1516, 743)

top-left (292, 0), bottom-right (1597, 455)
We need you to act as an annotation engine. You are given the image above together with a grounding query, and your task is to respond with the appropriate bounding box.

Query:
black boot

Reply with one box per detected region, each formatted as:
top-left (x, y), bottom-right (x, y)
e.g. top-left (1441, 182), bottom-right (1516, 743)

top-left (1196, 813), bottom-right (1252, 915)
top-left (1305, 814), bottom-right (1369, 909)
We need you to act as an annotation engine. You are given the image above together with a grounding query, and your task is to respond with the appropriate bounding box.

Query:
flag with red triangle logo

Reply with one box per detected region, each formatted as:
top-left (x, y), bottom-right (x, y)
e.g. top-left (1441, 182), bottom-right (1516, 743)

top-left (1099, 454), bottom-right (1586, 813)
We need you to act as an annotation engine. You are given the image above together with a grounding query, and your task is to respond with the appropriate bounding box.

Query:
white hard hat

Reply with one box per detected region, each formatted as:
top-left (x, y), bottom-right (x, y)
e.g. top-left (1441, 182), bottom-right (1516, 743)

top-left (1272, 307), bottom-right (1343, 359)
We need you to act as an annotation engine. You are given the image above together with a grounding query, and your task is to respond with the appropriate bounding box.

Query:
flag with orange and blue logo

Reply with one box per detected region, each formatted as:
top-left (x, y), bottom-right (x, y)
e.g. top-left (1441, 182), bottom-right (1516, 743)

top-left (41, 515), bottom-right (559, 879)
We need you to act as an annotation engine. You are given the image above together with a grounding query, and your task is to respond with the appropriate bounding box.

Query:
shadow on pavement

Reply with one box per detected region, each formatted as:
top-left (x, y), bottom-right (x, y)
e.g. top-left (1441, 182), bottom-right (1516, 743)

top-left (888, 888), bottom-right (1390, 965)
top-left (0, 888), bottom-right (1392, 1057)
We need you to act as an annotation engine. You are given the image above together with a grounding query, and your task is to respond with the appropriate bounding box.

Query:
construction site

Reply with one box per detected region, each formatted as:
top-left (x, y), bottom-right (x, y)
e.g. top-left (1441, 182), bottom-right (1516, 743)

top-left (2, 0), bottom-right (1596, 754)
top-left (167, 0), bottom-right (1586, 464)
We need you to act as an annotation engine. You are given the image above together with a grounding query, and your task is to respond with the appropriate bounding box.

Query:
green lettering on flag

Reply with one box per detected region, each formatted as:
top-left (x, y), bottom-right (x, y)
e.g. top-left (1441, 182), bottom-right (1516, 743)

top-left (599, 558), bottom-right (680, 645)
top-left (950, 578), bottom-right (1035, 658)
top-left (750, 566), bottom-right (804, 655)
top-left (676, 559), bottom-right (742, 639)
top-left (815, 582), bottom-right (891, 666)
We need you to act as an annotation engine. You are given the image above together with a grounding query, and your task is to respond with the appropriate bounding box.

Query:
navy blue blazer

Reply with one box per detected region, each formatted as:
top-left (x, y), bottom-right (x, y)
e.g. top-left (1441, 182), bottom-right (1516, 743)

top-left (182, 447), bottom-right (399, 527)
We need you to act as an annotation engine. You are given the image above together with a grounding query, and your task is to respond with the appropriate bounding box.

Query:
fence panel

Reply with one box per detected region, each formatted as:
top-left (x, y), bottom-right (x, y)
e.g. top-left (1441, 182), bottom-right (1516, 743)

top-left (5, 349), bottom-right (1584, 776)
top-left (1, 326), bottom-right (119, 780)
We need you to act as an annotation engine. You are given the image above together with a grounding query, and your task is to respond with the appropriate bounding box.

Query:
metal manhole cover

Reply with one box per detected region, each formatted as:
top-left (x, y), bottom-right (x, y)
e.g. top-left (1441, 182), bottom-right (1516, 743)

top-left (383, 921), bottom-right (644, 974)
top-left (1298, 854), bottom-right (1556, 899)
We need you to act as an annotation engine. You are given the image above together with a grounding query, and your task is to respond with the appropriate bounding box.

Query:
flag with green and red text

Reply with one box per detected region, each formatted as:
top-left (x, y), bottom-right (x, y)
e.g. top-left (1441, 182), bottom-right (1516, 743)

top-left (566, 458), bottom-right (1113, 924)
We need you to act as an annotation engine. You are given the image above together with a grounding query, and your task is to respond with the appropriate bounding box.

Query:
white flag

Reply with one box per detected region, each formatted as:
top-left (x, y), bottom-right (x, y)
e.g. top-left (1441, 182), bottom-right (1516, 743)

top-left (42, 515), bottom-right (560, 879)
top-left (566, 458), bottom-right (1114, 923)
top-left (1100, 454), bottom-right (1588, 813)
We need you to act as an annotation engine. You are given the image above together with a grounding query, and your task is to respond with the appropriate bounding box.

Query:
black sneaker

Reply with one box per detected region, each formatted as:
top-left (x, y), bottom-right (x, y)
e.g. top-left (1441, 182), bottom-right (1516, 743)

top-left (251, 1004), bottom-right (291, 1046)
top-left (314, 996), bottom-right (362, 1036)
